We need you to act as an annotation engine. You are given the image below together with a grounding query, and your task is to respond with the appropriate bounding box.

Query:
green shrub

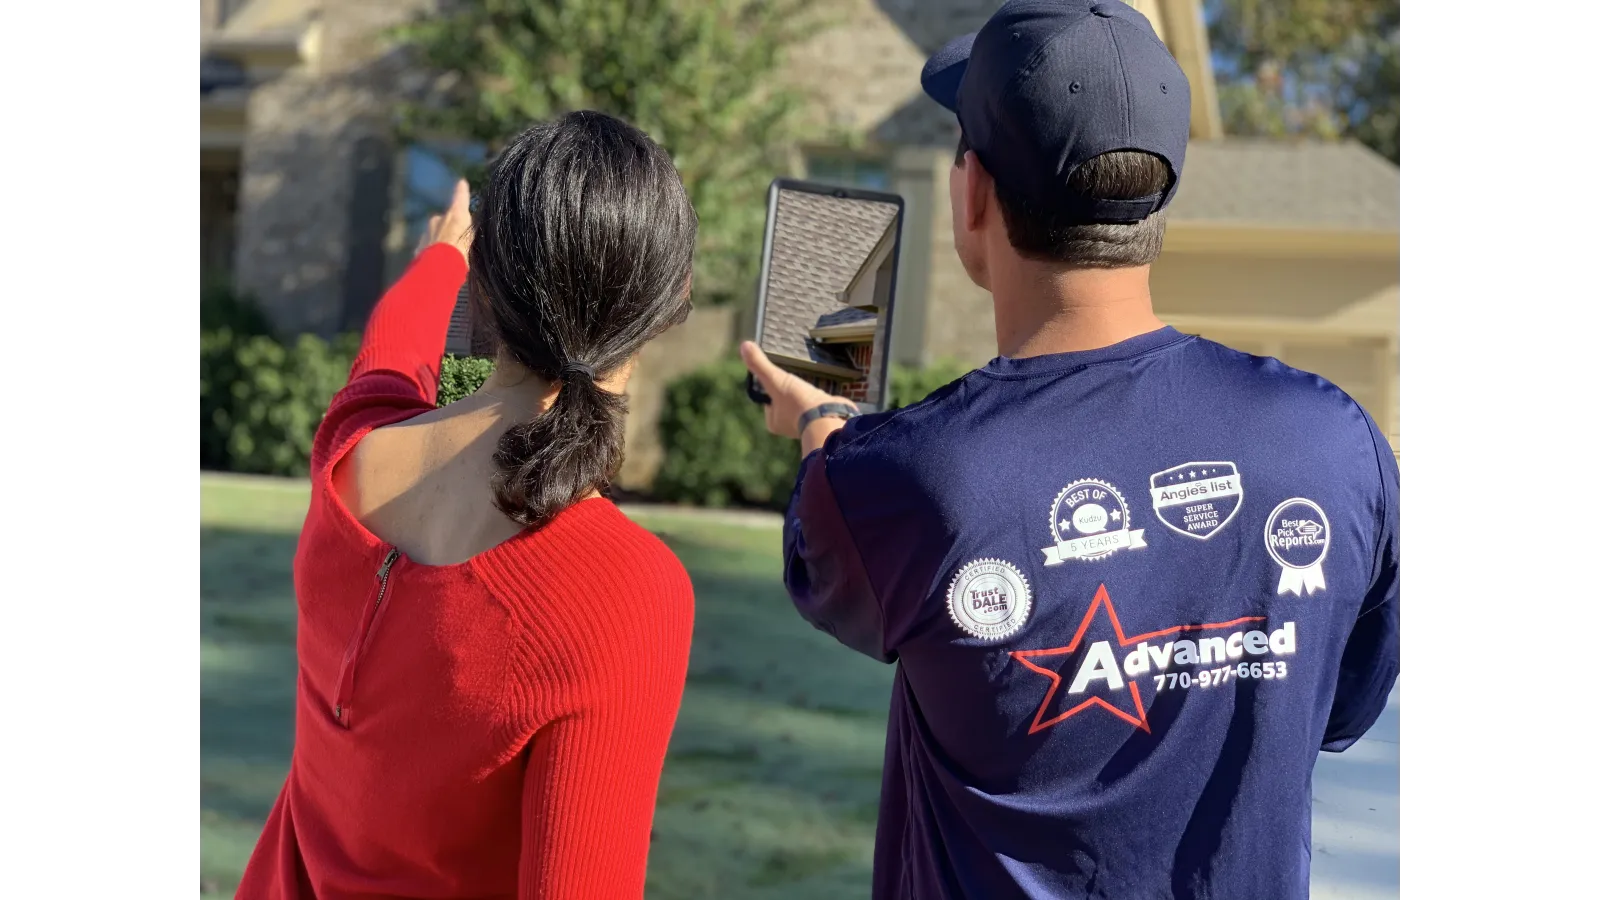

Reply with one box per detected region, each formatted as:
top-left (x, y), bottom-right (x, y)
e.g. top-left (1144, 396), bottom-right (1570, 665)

top-left (200, 330), bottom-right (355, 476)
top-left (654, 358), bottom-right (801, 509)
top-left (438, 354), bottom-right (494, 406)
top-left (201, 282), bottom-right (275, 338)
top-left (200, 329), bottom-right (243, 471)
top-left (653, 357), bottom-right (977, 509)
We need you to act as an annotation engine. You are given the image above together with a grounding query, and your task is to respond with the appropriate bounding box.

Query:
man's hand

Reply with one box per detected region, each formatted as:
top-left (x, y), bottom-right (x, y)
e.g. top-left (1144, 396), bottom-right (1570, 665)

top-left (740, 341), bottom-right (858, 450)
top-left (415, 178), bottom-right (474, 264)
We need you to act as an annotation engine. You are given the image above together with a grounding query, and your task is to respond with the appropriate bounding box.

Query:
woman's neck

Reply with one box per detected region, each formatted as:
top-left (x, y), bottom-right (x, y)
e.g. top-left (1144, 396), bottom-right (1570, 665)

top-left (470, 357), bottom-right (559, 421)
top-left (465, 354), bottom-right (636, 418)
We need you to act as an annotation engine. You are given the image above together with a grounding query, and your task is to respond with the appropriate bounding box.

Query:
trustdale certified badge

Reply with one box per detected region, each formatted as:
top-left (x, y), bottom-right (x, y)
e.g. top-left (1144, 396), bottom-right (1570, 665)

top-left (1149, 461), bottom-right (1244, 540)
top-left (1264, 498), bottom-right (1331, 596)
top-left (947, 558), bottom-right (1033, 640)
top-left (1042, 478), bottom-right (1147, 566)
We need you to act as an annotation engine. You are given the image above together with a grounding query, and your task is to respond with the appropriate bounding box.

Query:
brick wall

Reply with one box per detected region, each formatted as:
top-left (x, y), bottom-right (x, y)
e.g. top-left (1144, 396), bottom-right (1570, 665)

top-left (848, 342), bottom-right (872, 371)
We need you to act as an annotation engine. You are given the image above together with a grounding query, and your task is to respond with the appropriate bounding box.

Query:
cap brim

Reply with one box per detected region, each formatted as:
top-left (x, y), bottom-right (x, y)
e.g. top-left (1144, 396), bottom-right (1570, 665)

top-left (920, 33), bottom-right (975, 112)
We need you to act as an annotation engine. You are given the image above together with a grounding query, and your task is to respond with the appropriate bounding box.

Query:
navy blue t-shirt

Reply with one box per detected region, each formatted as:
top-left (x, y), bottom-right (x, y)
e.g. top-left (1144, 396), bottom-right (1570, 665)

top-left (783, 327), bottom-right (1399, 900)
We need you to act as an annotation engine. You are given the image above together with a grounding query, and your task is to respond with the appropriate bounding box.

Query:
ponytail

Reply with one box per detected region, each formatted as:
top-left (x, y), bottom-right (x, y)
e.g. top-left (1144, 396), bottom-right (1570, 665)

top-left (470, 110), bottom-right (698, 529)
top-left (490, 364), bottom-right (628, 528)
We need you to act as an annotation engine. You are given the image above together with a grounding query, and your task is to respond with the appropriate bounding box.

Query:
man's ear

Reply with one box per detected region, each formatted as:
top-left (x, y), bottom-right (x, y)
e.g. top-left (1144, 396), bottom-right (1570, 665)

top-left (961, 151), bottom-right (992, 234)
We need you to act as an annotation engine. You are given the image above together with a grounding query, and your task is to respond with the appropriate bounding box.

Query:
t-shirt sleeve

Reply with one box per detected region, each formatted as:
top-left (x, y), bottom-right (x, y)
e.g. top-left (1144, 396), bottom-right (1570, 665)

top-left (1322, 416), bottom-right (1400, 752)
top-left (783, 442), bottom-right (892, 662)
top-left (782, 412), bottom-right (957, 664)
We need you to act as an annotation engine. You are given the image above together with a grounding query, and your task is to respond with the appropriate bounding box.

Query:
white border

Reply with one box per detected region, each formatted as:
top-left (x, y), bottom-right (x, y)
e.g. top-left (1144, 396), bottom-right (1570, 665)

top-left (2, 2), bottom-right (193, 895)
top-left (1405, 1), bottom-right (1600, 894)
top-left (4, 2), bottom-right (1599, 896)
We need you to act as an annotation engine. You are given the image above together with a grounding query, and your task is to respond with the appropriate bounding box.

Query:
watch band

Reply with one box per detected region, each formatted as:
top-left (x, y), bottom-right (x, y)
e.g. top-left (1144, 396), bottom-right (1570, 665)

top-left (797, 401), bottom-right (860, 434)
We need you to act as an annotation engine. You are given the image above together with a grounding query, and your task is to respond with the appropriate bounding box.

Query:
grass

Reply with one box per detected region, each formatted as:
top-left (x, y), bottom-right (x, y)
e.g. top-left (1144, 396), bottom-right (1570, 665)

top-left (199, 473), bottom-right (893, 899)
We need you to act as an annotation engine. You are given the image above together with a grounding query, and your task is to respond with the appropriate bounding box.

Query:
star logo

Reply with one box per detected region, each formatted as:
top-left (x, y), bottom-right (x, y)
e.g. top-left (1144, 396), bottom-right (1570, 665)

top-left (1009, 585), bottom-right (1267, 735)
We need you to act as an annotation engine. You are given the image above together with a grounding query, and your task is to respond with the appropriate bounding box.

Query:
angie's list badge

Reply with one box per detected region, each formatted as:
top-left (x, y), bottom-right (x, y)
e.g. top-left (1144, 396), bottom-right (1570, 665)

top-left (1149, 461), bottom-right (1243, 540)
top-left (1264, 498), bottom-right (1331, 596)
top-left (1042, 478), bottom-right (1147, 566)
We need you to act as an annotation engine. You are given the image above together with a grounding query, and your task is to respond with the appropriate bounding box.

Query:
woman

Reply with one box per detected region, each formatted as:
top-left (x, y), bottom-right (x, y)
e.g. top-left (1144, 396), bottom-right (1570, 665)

top-left (237, 111), bottom-right (698, 899)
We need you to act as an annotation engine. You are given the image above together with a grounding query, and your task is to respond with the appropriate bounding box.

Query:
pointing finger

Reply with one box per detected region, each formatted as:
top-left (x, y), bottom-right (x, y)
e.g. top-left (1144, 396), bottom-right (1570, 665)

top-left (740, 341), bottom-right (788, 394)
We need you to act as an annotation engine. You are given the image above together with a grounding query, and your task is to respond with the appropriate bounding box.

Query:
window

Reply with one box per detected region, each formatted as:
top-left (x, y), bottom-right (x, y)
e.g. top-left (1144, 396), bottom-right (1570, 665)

top-left (201, 152), bottom-right (240, 284)
top-left (207, 0), bottom-right (252, 29)
top-left (805, 154), bottom-right (890, 191)
top-left (401, 141), bottom-right (489, 251)
top-left (395, 141), bottom-right (490, 353)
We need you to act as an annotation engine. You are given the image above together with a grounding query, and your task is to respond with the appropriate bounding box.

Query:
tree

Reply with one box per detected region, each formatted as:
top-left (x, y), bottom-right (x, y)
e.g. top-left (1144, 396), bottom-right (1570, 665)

top-left (392, 0), bottom-right (819, 303)
top-left (1208, 0), bottom-right (1399, 164)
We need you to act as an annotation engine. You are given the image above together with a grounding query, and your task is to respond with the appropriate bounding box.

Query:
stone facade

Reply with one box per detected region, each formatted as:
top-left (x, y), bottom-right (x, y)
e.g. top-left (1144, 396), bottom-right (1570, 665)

top-left (225, 0), bottom-right (441, 337)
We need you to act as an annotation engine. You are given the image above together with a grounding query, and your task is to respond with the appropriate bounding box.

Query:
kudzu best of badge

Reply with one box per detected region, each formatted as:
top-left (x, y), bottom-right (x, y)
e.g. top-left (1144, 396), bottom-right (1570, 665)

top-left (1264, 498), bottom-right (1330, 596)
top-left (1042, 478), bottom-right (1147, 566)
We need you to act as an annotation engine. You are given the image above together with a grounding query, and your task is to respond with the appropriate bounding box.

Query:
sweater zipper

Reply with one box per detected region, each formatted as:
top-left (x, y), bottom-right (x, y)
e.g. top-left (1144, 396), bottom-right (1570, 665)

top-left (332, 547), bottom-right (401, 728)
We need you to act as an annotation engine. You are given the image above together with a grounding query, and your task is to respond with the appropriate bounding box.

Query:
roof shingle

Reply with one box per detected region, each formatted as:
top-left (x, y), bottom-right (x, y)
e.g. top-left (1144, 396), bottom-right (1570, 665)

top-left (760, 189), bottom-right (899, 367)
top-left (1168, 139), bottom-right (1399, 230)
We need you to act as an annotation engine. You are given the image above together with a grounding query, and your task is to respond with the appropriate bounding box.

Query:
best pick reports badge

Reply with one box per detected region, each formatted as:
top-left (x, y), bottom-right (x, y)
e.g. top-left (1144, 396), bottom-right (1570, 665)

top-left (1264, 498), bottom-right (1330, 596)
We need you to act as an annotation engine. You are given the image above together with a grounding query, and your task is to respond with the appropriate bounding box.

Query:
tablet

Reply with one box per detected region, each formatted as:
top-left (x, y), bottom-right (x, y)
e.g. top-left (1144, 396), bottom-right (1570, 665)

top-left (747, 178), bottom-right (905, 414)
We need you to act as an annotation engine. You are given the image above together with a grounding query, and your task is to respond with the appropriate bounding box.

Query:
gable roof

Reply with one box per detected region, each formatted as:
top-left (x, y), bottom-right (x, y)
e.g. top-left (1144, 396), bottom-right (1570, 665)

top-left (1167, 139), bottom-right (1399, 231)
top-left (760, 188), bottom-right (899, 370)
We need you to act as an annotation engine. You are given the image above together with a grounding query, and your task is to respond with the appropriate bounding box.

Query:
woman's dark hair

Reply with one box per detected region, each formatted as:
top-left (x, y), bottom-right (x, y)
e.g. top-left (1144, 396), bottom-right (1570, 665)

top-left (469, 111), bottom-right (697, 528)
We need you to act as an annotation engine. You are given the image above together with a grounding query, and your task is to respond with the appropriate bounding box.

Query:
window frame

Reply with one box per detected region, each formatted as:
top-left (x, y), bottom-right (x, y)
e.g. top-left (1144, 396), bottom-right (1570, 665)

top-left (802, 151), bottom-right (892, 192)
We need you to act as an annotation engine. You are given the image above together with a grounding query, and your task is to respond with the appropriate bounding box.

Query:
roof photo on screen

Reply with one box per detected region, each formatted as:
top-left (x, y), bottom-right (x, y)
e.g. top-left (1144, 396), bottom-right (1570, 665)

top-left (760, 188), bottom-right (900, 397)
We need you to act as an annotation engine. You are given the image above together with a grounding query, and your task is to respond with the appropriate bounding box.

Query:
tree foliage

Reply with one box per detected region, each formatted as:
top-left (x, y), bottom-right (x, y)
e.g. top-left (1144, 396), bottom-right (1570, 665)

top-left (392, 0), bottom-right (820, 303)
top-left (1208, 0), bottom-right (1399, 163)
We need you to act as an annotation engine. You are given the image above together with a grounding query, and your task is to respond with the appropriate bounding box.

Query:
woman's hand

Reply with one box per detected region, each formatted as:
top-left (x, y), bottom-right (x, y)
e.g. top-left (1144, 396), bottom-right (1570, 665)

top-left (415, 178), bottom-right (474, 264)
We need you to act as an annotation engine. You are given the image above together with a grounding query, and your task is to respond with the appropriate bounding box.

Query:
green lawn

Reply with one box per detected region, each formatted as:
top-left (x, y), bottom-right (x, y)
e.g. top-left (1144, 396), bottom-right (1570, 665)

top-left (200, 474), bottom-right (892, 899)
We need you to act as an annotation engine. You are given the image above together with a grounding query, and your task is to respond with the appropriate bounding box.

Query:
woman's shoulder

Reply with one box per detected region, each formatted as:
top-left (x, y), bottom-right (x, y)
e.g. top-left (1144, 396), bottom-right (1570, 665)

top-left (473, 499), bottom-right (694, 632)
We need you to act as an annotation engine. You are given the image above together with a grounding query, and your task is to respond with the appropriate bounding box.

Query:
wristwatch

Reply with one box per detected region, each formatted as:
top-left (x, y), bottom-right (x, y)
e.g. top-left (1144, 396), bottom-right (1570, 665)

top-left (797, 402), bottom-right (860, 434)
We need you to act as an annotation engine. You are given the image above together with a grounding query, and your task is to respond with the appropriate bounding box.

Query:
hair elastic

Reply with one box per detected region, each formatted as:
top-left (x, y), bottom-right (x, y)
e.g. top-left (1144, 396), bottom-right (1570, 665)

top-left (558, 361), bottom-right (596, 383)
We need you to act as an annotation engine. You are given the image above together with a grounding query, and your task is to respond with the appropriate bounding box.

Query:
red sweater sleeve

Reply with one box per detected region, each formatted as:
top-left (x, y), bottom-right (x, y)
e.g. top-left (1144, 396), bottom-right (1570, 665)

top-left (309, 245), bottom-right (469, 477)
top-left (515, 684), bottom-right (682, 898)
top-left (475, 508), bottom-right (695, 899)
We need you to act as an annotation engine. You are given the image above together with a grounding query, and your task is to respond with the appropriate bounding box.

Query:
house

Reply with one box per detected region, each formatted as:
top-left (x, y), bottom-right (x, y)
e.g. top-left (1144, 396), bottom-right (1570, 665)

top-left (200, 0), bottom-right (1400, 487)
top-left (781, 0), bottom-right (1399, 452)
top-left (756, 185), bottom-right (900, 407)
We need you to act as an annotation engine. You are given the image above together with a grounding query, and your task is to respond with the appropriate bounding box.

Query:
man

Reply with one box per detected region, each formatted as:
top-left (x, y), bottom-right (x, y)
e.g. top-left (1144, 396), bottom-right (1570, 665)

top-left (738, 1), bottom-right (1399, 898)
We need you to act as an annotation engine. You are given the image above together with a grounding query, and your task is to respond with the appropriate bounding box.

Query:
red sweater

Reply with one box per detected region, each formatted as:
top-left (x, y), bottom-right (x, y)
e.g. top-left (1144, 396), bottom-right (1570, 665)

top-left (236, 246), bottom-right (696, 899)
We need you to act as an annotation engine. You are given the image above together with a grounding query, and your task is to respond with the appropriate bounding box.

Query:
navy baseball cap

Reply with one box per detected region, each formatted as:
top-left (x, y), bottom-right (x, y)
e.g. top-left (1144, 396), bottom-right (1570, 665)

top-left (921, 0), bottom-right (1191, 224)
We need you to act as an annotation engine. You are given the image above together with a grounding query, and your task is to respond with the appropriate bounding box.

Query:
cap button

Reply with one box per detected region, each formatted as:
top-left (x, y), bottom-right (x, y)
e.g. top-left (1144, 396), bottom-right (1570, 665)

top-left (1091, 4), bottom-right (1112, 16)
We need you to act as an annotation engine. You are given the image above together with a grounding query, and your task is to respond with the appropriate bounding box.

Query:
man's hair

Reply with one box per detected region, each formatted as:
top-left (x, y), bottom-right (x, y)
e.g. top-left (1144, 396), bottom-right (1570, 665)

top-left (957, 133), bottom-right (1171, 268)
